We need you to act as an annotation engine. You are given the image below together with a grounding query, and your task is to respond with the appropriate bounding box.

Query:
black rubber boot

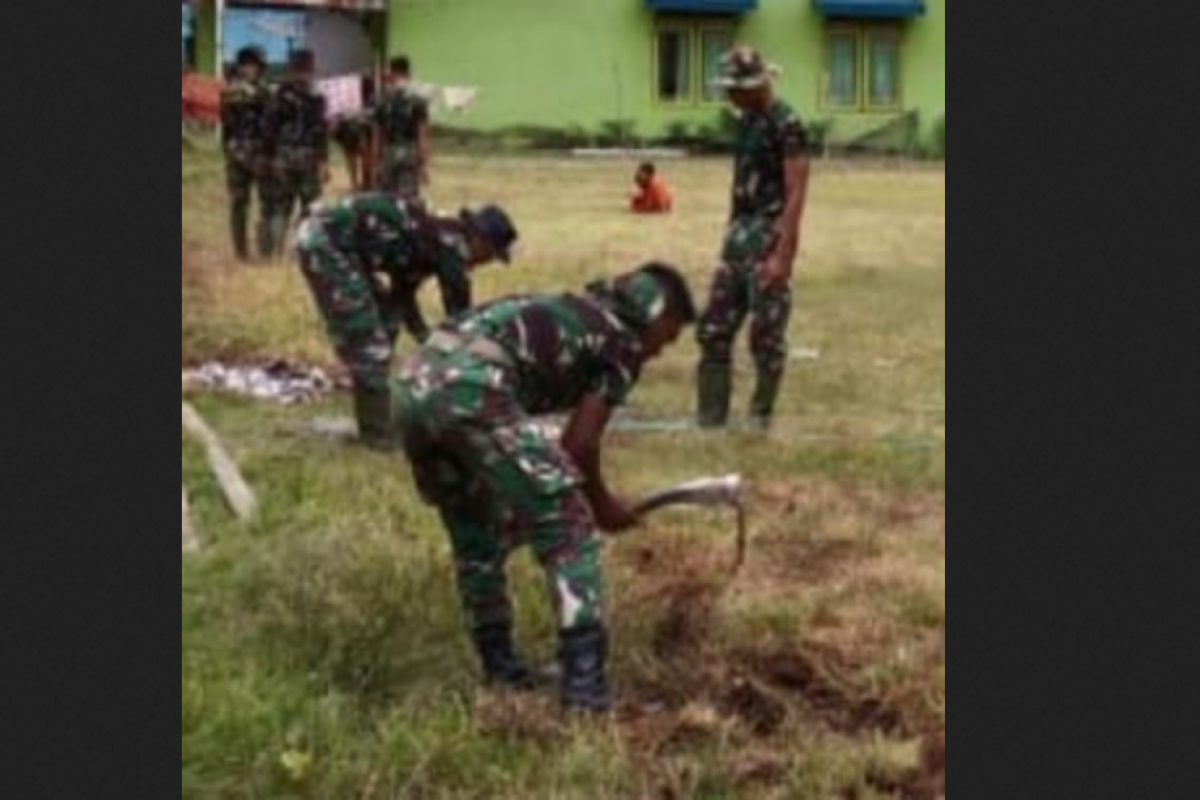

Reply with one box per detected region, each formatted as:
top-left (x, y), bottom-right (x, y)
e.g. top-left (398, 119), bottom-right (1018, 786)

top-left (256, 219), bottom-right (273, 262)
top-left (750, 368), bottom-right (785, 430)
top-left (261, 215), bottom-right (289, 261)
top-left (559, 625), bottom-right (613, 714)
top-left (230, 211), bottom-right (250, 262)
top-left (352, 384), bottom-right (395, 450)
top-left (698, 361), bottom-right (734, 429)
top-left (473, 624), bottom-right (539, 691)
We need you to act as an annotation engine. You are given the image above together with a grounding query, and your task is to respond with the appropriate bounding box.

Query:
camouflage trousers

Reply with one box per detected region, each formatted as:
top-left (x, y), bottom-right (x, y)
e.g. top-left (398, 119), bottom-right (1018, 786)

top-left (224, 152), bottom-right (268, 258)
top-left (334, 117), bottom-right (375, 191)
top-left (378, 146), bottom-right (422, 201)
top-left (296, 220), bottom-right (396, 393)
top-left (395, 346), bottom-right (604, 634)
top-left (264, 149), bottom-right (324, 257)
top-left (697, 216), bottom-right (794, 425)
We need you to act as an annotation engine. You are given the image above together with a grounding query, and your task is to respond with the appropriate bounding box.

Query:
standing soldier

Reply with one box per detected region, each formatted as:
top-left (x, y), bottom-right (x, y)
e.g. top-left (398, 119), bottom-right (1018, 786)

top-left (264, 49), bottom-right (330, 258)
top-left (219, 46), bottom-right (271, 261)
top-left (296, 195), bottom-right (518, 447)
top-left (373, 56), bottom-right (432, 201)
top-left (394, 265), bottom-right (698, 713)
top-left (697, 47), bottom-right (812, 430)
top-left (332, 73), bottom-right (379, 192)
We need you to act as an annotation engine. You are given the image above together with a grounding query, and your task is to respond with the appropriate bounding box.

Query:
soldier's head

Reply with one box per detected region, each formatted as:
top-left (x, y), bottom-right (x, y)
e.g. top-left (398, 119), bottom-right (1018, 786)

top-left (288, 49), bottom-right (317, 82)
top-left (594, 264), bottom-right (698, 362)
top-left (460, 205), bottom-right (520, 268)
top-left (236, 46), bottom-right (266, 80)
top-left (713, 46), bottom-right (779, 111)
top-left (389, 56), bottom-right (413, 85)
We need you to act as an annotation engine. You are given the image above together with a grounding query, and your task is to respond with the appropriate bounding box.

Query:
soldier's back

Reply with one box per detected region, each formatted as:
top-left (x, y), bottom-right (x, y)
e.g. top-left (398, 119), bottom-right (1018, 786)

top-left (272, 80), bottom-right (326, 152)
top-left (454, 294), bottom-right (642, 415)
top-left (221, 78), bottom-right (270, 154)
top-left (376, 85), bottom-right (429, 147)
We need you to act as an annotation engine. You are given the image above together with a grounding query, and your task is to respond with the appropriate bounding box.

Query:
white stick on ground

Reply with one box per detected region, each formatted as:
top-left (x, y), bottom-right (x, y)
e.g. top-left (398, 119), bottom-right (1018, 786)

top-left (182, 402), bottom-right (259, 523)
top-left (182, 485), bottom-right (201, 553)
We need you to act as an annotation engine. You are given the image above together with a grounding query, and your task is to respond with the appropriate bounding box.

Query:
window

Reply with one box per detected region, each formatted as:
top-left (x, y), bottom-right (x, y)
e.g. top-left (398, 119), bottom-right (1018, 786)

top-left (701, 30), bottom-right (736, 103)
top-left (656, 23), bottom-right (735, 105)
top-left (826, 31), bottom-right (860, 109)
top-left (658, 29), bottom-right (693, 103)
top-left (823, 25), bottom-right (903, 112)
top-left (868, 31), bottom-right (902, 108)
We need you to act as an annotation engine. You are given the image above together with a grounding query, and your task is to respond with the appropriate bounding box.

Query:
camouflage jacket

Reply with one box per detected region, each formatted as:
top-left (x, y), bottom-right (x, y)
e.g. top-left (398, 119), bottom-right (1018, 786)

top-left (374, 84), bottom-right (430, 151)
top-left (317, 194), bottom-right (472, 341)
top-left (220, 77), bottom-right (271, 158)
top-left (446, 294), bottom-right (645, 415)
top-left (268, 79), bottom-right (329, 162)
top-left (730, 100), bottom-right (810, 222)
top-left (332, 108), bottom-right (375, 152)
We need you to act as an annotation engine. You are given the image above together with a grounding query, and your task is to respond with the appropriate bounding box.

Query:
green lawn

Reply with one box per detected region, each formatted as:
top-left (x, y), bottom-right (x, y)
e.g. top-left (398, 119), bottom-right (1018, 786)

top-left (183, 142), bottom-right (946, 800)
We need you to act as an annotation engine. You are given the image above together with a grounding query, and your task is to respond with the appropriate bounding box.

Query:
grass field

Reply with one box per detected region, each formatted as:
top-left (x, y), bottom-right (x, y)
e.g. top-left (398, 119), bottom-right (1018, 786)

top-left (182, 141), bottom-right (946, 800)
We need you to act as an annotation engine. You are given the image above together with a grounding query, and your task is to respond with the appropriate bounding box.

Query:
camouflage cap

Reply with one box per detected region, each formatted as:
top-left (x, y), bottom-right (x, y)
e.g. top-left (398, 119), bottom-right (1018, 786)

top-left (617, 271), bottom-right (669, 327)
top-left (712, 46), bottom-right (782, 90)
top-left (588, 269), bottom-right (670, 331)
top-left (461, 205), bottom-right (519, 264)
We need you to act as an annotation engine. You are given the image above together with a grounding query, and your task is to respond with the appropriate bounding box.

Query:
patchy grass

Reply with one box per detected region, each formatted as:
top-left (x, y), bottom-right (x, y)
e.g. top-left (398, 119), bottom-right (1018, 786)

top-left (183, 140), bottom-right (945, 799)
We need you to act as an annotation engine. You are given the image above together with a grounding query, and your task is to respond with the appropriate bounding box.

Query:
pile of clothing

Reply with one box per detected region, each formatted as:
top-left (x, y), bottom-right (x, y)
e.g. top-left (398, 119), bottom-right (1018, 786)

top-left (182, 361), bottom-right (344, 405)
top-left (318, 75), bottom-right (479, 119)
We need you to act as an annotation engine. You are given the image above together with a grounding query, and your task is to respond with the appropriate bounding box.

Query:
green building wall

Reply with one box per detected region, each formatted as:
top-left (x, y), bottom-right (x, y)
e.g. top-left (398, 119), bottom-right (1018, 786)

top-left (189, 0), bottom-right (945, 148)
top-left (390, 0), bottom-right (945, 147)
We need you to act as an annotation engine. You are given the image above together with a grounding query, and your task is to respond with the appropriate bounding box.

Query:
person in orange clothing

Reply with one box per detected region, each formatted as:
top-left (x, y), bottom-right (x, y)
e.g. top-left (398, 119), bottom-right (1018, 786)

top-left (630, 162), bottom-right (674, 214)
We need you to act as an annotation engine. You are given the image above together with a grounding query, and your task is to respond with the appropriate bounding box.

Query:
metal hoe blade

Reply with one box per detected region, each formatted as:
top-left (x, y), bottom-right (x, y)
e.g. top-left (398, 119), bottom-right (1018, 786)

top-left (634, 475), bottom-right (749, 572)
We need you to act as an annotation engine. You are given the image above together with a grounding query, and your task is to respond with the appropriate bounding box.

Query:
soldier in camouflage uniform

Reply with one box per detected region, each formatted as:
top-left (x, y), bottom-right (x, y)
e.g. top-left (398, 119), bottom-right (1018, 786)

top-left (373, 56), bottom-right (431, 201)
top-left (332, 74), bottom-right (378, 192)
top-left (394, 265), bottom-right (698, 713)
top-left (263, 49), bottom-right (330, 258)
top-left (296, 195), bottom-right (518, 447)
top-left (698, 47), bottom-right (812, 429)
top-left (220, 47), bottom-right (272, 261)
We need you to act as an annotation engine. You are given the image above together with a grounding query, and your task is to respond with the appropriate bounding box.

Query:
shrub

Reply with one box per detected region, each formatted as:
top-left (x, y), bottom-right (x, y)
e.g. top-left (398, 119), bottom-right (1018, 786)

top-left (932, 115), bottom-right (946, 159)
top-left (598, 119), bottom-right (639, 148)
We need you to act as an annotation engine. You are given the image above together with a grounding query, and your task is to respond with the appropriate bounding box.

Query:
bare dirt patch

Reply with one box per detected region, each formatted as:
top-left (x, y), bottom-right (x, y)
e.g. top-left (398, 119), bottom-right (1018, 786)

top-left (609, 476), bottom-right (946, 796)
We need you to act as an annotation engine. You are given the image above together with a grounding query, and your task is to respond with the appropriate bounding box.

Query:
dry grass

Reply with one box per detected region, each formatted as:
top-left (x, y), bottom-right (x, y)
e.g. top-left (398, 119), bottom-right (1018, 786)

top-left (183, 141), bottom-right (945, 799)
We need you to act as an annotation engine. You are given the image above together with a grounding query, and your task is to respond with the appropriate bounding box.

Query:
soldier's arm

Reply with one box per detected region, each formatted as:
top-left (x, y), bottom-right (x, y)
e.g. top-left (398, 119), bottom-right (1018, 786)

top-left (416, 101), bottom-right (433, 183)
top-left (360, 115), bottom-right (378, 191)
top-left (261, 88), bottom-right (280, 157)
top-left (370, 102), bottom-right (386, 181)
top-left (776, 153), bottom-right (811, 267)
top-left (219, 91), bottom-right (234, 148)
top-left (771, 113), bottom-right (814, 269)
top-left (435, 254), bottom-right (472, 319)
top-left (395, 283), bottom-right (432, 344)
top-left (562, 395), bottom-right (639, 534)
top-left (315, 95), bottom-right (331, 180)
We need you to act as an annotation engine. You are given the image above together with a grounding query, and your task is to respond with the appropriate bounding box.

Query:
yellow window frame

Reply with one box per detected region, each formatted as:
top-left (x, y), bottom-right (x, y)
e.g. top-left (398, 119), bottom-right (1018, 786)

top-left (698, 26), bottom-right (737, 106)
top-left (654, 24), bottom-right (698, 107)
top-left (821, 23), bottom-right (905, 113)
top-left (653, 20), bottom-right (737, 108)
top-left (822, 25), bottom-right (864, 111)
top-left (865, 26), bottom-right (904, 112)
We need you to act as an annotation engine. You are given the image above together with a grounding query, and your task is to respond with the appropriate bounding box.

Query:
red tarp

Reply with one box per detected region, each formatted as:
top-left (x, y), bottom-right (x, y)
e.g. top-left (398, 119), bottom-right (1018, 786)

top-left (182, 73), bottom-right (223, 124)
